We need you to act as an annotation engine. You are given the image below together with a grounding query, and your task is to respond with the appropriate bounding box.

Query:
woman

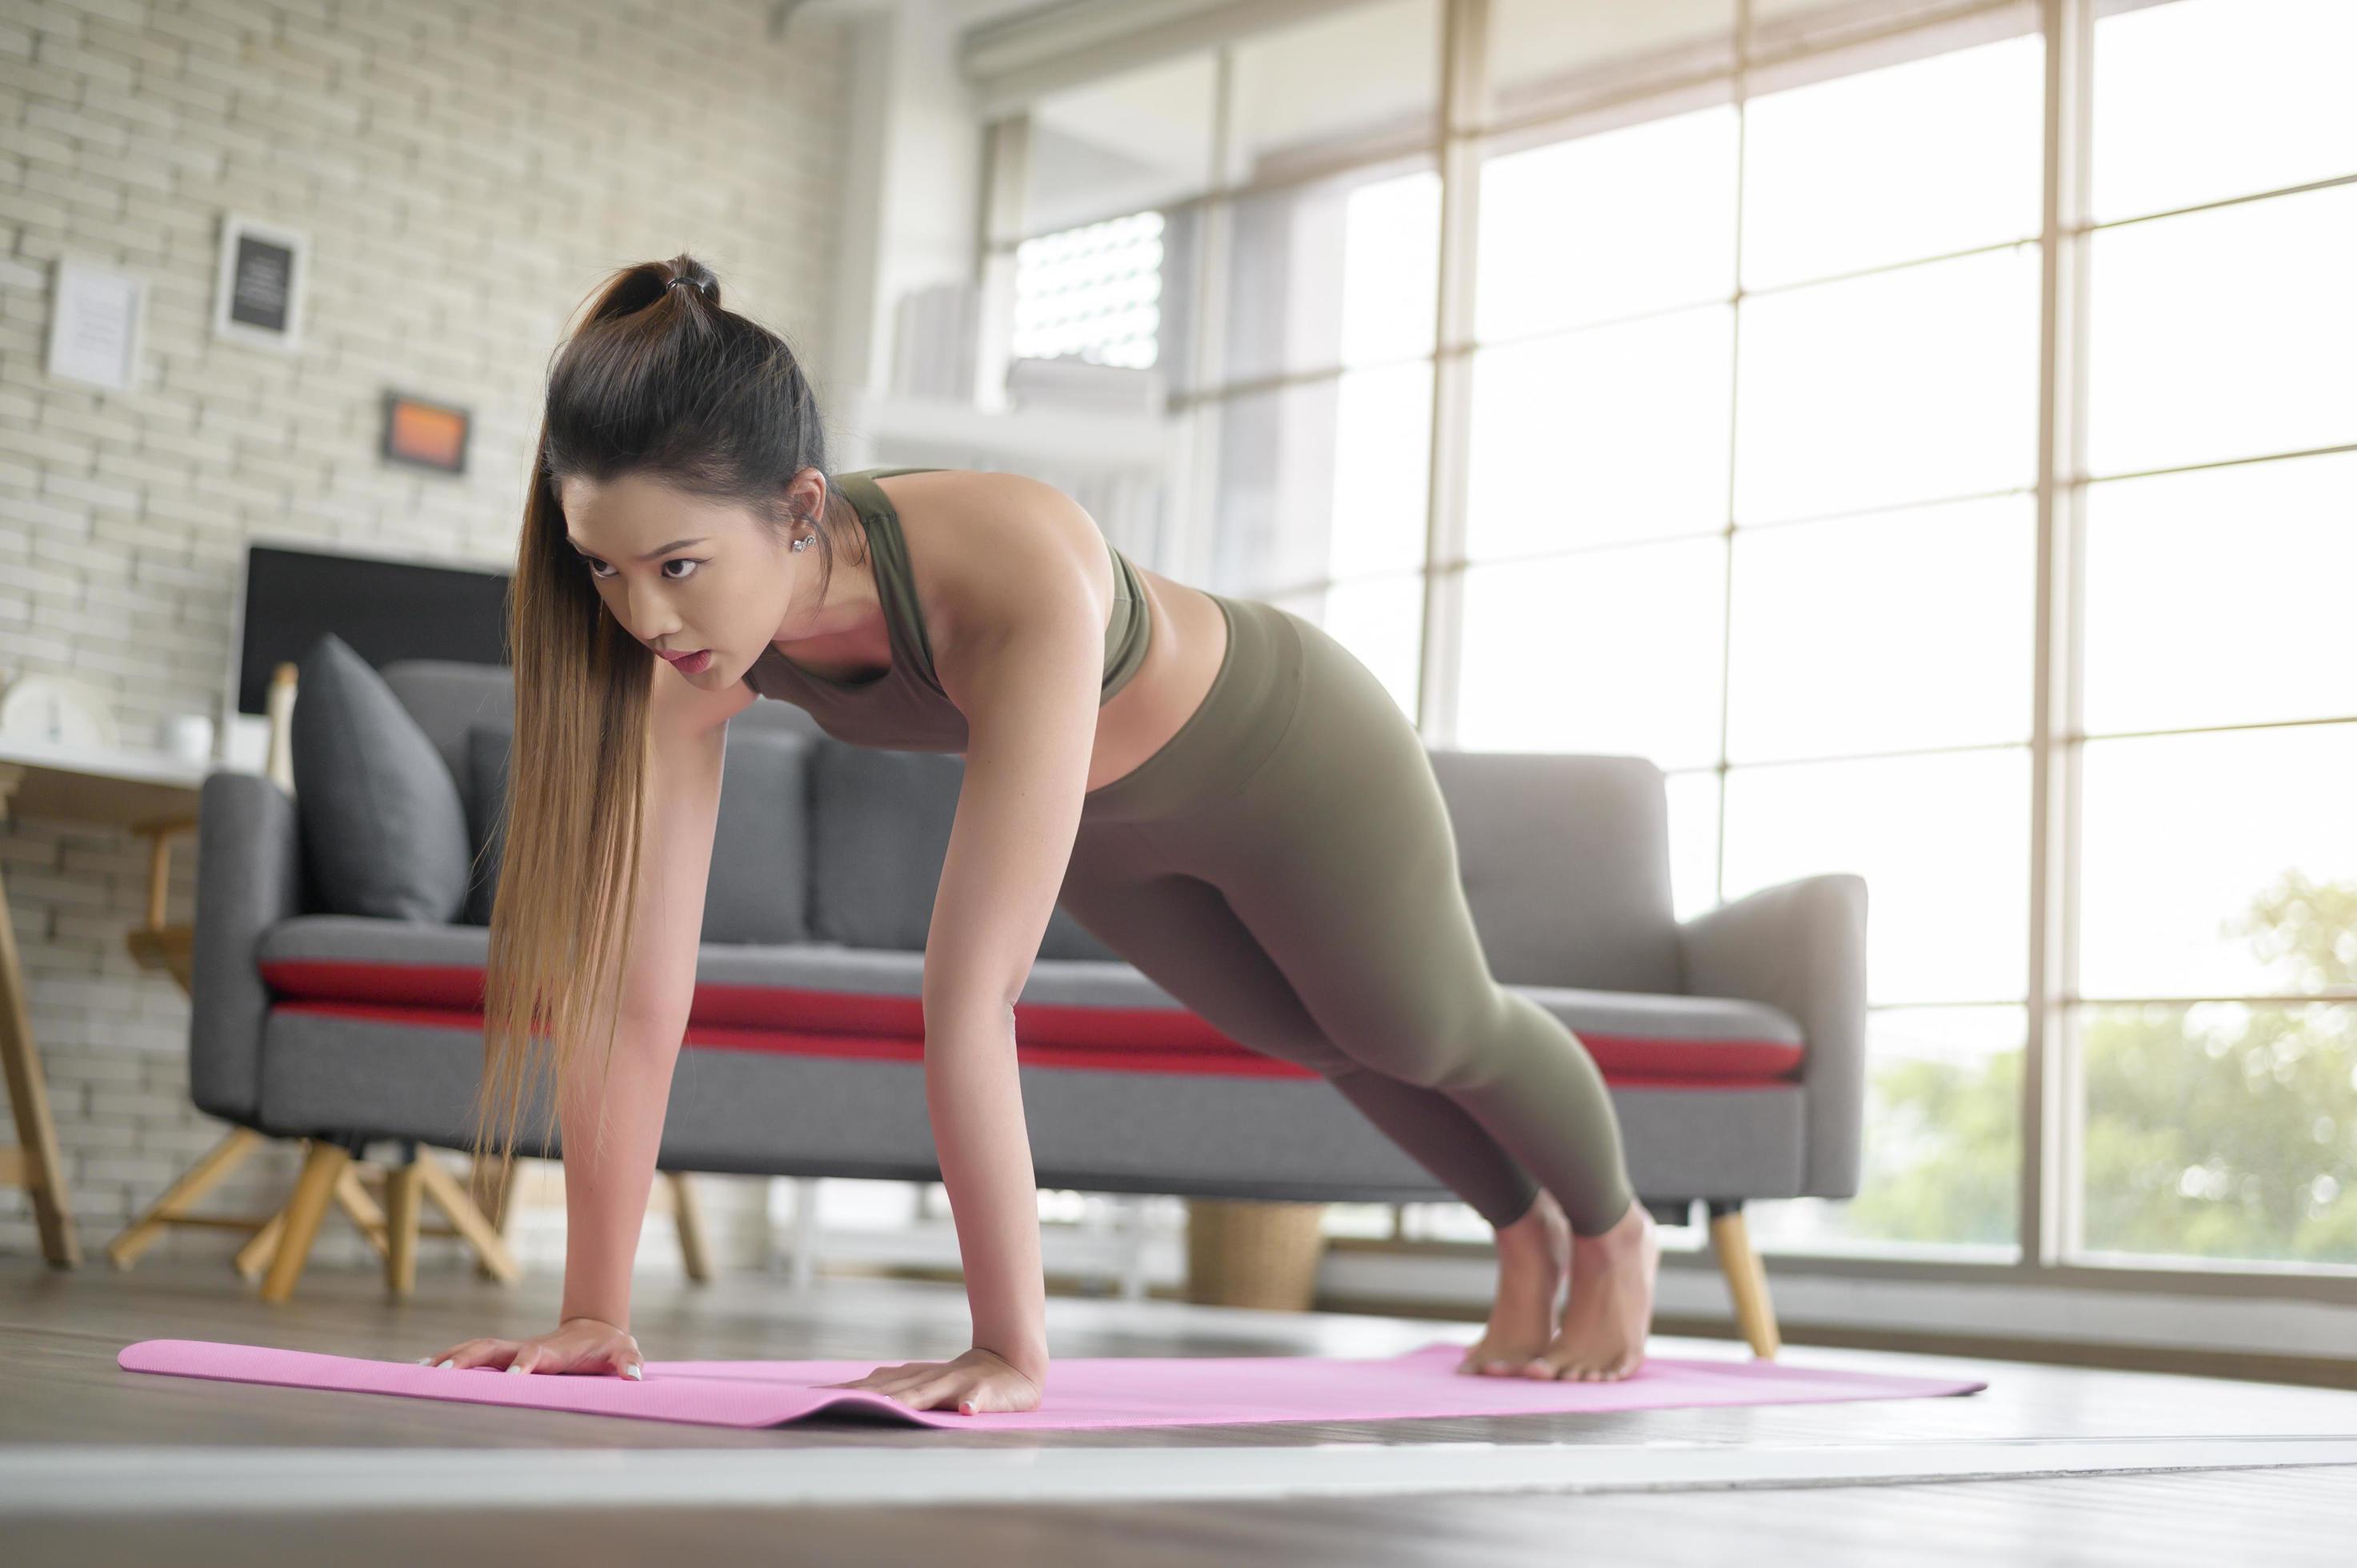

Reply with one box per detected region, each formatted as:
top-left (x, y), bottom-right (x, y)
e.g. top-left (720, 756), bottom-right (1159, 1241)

top-left (425, 256), bottom-right (1659, 1415)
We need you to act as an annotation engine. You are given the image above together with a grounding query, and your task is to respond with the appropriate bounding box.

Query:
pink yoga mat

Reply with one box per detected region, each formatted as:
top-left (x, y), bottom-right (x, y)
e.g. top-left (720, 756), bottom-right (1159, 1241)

top-left (118, 1338), bottom-right (1984, 1431)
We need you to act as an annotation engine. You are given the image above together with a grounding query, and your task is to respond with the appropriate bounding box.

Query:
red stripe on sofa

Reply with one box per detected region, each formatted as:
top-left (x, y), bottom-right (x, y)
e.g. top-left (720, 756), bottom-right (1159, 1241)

top-left (268, 984), bottom-right (1804, 1086)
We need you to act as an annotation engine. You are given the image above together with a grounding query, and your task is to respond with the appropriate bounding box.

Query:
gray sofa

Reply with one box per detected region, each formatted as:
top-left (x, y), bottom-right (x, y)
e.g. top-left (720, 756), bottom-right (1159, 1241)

top-left (189, 658), bottom-right (1867, 1343)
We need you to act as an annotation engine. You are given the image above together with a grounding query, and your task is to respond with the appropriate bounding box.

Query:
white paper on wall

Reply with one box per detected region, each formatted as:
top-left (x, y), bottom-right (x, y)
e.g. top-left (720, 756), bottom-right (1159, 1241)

top-left (45, 257), bottom-right (144, 393)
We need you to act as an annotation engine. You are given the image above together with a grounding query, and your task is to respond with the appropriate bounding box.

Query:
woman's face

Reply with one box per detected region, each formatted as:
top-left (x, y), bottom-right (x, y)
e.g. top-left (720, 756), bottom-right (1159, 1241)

top-left (557, 470), bottom-right (818, 685)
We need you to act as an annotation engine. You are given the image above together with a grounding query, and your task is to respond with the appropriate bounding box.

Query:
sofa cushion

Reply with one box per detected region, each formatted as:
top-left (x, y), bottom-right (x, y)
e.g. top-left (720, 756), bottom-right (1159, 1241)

top-left (290, 632), bottom-right (472, 923)
top-left (803, 739), bottom-right (1116, 960)
top-left (461, 722), bottom-right (815, 943)
top-left (806, 745), bottom-right (958, 951)
top-left (706, 727), bottom-right (814, 942)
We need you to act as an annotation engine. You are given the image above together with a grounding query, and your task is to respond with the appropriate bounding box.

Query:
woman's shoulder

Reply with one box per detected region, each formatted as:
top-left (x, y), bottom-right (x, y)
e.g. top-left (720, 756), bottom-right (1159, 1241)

top-left (870, 469), bottom-right (1115, 678)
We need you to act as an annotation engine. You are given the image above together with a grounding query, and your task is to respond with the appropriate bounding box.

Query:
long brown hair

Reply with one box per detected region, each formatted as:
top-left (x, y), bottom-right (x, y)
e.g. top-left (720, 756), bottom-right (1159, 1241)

top-left (471, 253), bottom-right (854, 1184)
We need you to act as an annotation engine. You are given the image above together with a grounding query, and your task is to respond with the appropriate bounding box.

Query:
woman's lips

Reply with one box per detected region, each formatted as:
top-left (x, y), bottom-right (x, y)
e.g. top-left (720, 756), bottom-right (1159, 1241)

top-left (662, 649), bottom-right (712, 674)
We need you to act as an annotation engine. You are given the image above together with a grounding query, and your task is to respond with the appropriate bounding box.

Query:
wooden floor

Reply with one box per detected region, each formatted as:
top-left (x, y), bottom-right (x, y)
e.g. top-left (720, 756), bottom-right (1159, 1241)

top-left (6, 1254), bottom-right (2355, 1565)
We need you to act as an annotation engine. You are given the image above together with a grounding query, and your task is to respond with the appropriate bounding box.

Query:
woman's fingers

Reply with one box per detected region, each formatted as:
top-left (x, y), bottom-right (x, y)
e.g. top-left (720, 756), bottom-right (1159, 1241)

top-left (816, 1361), bottom-right (918, 1392)
top-left (415, 1339), bottom-right (508, 1370)
top-left (897, 1371), bottom-right (983, 1411)
top-left (414, 1329), bottom-right (643, 1379)
top-left (814, 1360), bottom-right (1040, 1413)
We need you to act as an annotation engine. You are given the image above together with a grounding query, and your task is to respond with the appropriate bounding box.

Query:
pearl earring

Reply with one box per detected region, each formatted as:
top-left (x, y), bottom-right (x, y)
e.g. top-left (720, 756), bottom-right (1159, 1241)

top-left (792, 534), bottom-right (813, 552)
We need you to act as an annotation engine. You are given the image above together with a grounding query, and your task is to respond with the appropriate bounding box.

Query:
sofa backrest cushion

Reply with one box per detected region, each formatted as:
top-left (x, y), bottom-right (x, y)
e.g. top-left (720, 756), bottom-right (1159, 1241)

top-left (290, 633), bottom-right (473, 922)
top-left (380, 659), bottom-right (514, 804)
top-left (461, 722), bottom-right (817, 944)
top-left (702, 729), bottom-right (816, 943)
top-left (806, 742), bottom-right (1117, 961)
top-left (1427, 750), bottom-right (1679, 994)
top-left (461, 725), bottom-right (506, 928)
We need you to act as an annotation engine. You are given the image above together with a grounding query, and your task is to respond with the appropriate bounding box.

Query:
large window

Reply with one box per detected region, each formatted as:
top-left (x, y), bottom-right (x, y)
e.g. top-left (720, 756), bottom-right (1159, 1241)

top-left (983, 0), bottom-right (2357, 1282)
top-left (2070, 0), bottom-right (2357, 1268)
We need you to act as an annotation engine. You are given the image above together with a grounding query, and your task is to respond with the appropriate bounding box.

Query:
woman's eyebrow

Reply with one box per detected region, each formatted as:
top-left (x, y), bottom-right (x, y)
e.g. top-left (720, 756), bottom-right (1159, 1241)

top-left (566, 536), bottom-right (709, 560)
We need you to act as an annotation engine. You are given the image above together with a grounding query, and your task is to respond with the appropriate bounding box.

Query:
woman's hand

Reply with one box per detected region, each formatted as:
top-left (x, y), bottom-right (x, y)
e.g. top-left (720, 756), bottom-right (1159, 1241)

top-left (418, 1315), bottom-right (644, 1379)
top-left (817, 1344), bottom-right (1044, 1415)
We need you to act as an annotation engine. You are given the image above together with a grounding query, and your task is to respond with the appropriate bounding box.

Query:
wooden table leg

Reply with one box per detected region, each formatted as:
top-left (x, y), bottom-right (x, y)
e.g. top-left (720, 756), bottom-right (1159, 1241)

top-left (0, 763), bottom-right (82, 1268)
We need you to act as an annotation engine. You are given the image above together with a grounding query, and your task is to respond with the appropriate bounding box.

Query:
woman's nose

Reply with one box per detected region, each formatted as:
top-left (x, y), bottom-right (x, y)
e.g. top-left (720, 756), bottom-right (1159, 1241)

top-left (626, 586), bottom-right (678, 638)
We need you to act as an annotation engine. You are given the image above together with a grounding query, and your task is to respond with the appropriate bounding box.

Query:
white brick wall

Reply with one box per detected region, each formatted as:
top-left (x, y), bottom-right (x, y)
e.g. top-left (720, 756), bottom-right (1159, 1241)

top-left (0, 0), bottom-right (850, 1273)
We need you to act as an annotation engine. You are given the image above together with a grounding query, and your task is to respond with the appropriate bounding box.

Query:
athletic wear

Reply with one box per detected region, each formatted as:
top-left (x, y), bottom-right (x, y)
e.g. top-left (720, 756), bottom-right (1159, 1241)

top-left (1057, 593), bottom-right (1637, 1236)
top-left (741, 466), bottom-right (1150, 751)
top-left (740, 470), bottom-right (1639, 1238)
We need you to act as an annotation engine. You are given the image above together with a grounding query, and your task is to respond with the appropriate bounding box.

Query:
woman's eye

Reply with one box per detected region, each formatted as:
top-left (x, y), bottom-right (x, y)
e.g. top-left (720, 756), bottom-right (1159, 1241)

top-left (584, 558), bottom-right (702, 582)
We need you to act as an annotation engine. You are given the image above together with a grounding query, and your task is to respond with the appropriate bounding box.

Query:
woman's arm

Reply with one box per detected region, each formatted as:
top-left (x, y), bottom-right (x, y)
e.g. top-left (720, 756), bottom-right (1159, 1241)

top-left (922, 999), bottom-right (1050, 1380)
top-left (556, 686), bottom-right (734, 1332)
top-left (814, 473), bottom-right (1108, 1413)
top-left (918, 591), bottom-right (1106, 1385)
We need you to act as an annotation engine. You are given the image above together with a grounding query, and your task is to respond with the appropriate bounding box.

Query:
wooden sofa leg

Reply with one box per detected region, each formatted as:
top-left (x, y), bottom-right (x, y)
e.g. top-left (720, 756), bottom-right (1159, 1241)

top-left (234, 1157), bottom-right (391, 1281)
top-left (472, 1156), bottom-right (518, 1281)
top-left (332, 1165), bottom-right (391, 1262)
top-left (106, 1126), bottom-right (266, 1270)
top-left (668, 1170), bottom-right (711, 1283)
top-left (260, 1140), bottom-right (350, 1303)
top-left (1707, 1200), bottom-right (1782, 1359)
top-left (383, 1158), bottom-right (425, 1298)
top-left (414, 1153), bottom-right (520, 1284)
top-left (233, 1210), bottom-right (286, 1280)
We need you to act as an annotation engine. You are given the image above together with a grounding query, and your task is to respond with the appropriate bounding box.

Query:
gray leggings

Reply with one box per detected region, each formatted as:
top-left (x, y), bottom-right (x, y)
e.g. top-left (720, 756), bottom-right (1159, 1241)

top-left (1058, 593), bottom-right (1638, 1237)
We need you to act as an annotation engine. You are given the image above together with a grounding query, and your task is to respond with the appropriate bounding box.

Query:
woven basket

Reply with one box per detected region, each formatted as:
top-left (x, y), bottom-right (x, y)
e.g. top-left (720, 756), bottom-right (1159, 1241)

top-left (1183, 1198), bottom-right (1328, 1311)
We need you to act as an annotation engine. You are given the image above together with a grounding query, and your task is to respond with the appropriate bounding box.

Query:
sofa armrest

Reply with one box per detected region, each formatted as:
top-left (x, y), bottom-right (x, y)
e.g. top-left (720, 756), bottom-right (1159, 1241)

top-left (187, 769), bottom-right (304, 1126)
top-left (1676, 873), bottom-right (1868, 1198)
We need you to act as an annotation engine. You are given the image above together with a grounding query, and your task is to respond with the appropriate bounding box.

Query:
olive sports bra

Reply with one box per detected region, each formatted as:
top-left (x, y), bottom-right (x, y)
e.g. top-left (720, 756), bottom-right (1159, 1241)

top-left (739, 466), bottom-right (1151, 752)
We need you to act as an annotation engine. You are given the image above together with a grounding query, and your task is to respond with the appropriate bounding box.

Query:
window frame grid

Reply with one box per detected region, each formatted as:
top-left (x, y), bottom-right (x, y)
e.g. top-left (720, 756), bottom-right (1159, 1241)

top-left (974, 0), bottom-right (2357, 1306)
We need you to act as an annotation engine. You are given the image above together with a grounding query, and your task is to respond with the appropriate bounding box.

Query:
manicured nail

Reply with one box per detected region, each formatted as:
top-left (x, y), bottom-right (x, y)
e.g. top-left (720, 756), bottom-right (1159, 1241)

top-left (623, 1364), bottom-right (642, 1380)
top-left (506, 1362), bottom-right (526, 1374)
top-left (414, 1358), bottom-right (433, 1365)
top-left (435, 1359), bottom-right (454, 1370)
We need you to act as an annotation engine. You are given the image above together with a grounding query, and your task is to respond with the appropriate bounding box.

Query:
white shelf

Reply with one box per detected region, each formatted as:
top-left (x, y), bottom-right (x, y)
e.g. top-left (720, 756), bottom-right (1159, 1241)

top-left (839, 388), bottom-right (1176, 469)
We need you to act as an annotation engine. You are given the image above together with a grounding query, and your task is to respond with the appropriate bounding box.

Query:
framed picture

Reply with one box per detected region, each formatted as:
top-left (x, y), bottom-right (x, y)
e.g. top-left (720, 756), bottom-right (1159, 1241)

top-left (211, 212), bottom-right (307, 354)
top-left (380, 390), bottom-right (470, 474)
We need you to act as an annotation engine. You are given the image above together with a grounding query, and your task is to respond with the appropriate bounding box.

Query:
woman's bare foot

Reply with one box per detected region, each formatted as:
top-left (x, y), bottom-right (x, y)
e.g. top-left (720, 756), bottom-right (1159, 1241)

top-left (1524, 1197), bottom-right (1659, 1382)
top-left (1455, 1187), bottom-right (1571, 1376)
